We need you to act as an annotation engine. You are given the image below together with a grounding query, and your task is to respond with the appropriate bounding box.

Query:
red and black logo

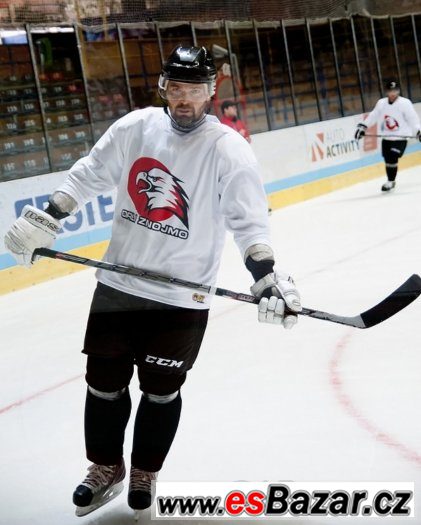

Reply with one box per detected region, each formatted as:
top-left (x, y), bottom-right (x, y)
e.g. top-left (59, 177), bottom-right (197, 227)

top-left (384, 115), bottom-right (399, 131)
top-left (128, 157), bottom-right (189, 228)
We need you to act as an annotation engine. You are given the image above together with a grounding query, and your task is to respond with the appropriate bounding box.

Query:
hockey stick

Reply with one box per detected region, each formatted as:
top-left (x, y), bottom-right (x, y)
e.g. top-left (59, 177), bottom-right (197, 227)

top-left (364, 134), bottom-right (418, 139)
top-left (33, 247), bottom-right (421, 329)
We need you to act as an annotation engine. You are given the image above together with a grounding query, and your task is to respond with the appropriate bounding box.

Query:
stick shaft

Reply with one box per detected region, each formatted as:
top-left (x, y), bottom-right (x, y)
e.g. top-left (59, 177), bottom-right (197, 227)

top-left (365, 134), bottom-right (416, 139)
top-left (33, 248), bottom-right (421, 329)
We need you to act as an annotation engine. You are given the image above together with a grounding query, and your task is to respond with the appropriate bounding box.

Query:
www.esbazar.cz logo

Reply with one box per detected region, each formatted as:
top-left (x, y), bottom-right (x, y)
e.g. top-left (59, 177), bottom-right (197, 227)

top-left (154, 481), bottom-right (414, 519)
top-left (310, 128), bottom-right (361, 162)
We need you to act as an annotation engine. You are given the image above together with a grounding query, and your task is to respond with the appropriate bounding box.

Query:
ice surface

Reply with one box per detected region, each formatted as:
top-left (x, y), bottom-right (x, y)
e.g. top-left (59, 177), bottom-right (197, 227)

top-left (1, 168), bottom-right (421, 524)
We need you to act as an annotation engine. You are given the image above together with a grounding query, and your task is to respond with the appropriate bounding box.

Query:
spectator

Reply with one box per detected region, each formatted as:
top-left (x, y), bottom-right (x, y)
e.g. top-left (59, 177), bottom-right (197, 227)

top-left (220, 100), bottom-right (251, 143)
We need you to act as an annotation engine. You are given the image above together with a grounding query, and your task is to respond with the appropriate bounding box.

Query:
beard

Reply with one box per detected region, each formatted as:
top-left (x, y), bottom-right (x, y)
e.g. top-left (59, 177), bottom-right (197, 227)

top-left (169, 100), bottom-right (210, 130)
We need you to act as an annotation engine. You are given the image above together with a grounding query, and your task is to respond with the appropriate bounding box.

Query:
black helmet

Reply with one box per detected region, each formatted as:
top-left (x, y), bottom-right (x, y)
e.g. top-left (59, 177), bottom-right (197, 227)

top-left (162, 46), bottom-right (216, 83)
top-left (385, 79), bottom-right (400, 91)
top-left (159, 46), bottom-right (216, 98)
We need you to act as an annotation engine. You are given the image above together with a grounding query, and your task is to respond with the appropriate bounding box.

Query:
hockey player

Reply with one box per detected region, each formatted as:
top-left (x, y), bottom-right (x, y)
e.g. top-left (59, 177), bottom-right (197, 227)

top-left (354, 79), bottom-right (421, 192)
top-left (4, 46), bottom-right (301, 517)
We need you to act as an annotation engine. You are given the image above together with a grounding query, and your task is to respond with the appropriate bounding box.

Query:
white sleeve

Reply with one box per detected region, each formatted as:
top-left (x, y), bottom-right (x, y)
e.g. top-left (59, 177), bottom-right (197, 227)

top-left (55, 120), bottom-right (125, 208)
top-left (404, 100), bottom-right (421, 134)
top-left (217, 143), bottom-right (272, 258)
top-left (363, 100), bottom-right (382, 128)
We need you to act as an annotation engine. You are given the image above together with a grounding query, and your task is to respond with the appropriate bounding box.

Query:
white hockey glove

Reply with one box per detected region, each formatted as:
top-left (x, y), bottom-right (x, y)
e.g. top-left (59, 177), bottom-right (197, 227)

top-left (354, 123), bottom-right (367, 140)
top-left (4, 205), bottom-right (61, 267)
top-left (251, 271), bottom-right (302, 328)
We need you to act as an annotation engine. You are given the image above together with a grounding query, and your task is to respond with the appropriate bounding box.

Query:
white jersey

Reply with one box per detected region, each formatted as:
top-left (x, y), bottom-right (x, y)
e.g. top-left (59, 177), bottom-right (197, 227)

top-left (363, 96), bottom-right (421, 140)
top-left (56, 107), bottom-right (271, 309)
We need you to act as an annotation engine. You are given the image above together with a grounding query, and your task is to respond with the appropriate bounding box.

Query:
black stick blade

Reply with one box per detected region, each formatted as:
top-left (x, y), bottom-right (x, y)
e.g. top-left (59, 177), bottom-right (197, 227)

top-left (299, 274), bottom-right (421, 329)
top-left (359, 274), bottom-right (421, 328)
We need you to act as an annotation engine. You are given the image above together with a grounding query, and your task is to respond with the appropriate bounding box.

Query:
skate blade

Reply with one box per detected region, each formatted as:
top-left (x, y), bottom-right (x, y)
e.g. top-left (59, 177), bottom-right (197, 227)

top-left (75, 481), bottom-right (124, 517)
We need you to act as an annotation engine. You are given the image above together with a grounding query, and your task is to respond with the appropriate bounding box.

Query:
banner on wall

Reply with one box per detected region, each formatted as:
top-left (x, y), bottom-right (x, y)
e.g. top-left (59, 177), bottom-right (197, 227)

top-left (0, 170), bottom-right (116, 270)
top-left (307, 122), bottom-right (377, 163)
top-left (251, 114), bottom-right (377, 185)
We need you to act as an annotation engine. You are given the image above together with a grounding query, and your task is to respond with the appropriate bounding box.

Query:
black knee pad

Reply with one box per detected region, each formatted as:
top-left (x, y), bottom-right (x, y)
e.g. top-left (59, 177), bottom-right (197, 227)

top-left (86, 354), bottom-right (134, 392)
top-left (138, 368), bottom-right (187, 396)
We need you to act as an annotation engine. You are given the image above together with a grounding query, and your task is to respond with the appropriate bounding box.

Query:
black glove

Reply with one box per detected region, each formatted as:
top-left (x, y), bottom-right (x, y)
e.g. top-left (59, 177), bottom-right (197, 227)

top-left (355, 123), bottom-right (367, 140)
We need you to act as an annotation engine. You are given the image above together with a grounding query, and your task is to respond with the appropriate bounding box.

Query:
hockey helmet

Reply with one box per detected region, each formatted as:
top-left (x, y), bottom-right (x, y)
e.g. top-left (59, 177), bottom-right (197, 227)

top-left (158, 46), bottom-right (217, 99)
top-left (385, 79), bottom-right (400, 91)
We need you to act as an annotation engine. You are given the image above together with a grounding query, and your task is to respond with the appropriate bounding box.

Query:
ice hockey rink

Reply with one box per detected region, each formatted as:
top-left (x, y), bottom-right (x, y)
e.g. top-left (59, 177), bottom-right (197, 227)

top-left (1, 164), bottom-right (421, 525)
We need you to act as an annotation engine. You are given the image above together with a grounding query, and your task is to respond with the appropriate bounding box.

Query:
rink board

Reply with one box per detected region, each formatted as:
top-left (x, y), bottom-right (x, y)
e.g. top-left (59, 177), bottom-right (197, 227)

top-left (1, 106), bottom-right (421, 295)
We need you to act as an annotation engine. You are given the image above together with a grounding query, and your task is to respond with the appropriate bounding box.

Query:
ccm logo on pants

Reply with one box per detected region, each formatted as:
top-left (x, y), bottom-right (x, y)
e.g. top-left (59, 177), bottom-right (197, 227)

top-left (145, 355), bottom-right (184, 368)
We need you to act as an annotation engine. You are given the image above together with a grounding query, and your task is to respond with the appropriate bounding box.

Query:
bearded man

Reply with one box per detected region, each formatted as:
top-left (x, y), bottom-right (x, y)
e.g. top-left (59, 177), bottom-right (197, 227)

top-left (4, 46), bottom-right (301, 518)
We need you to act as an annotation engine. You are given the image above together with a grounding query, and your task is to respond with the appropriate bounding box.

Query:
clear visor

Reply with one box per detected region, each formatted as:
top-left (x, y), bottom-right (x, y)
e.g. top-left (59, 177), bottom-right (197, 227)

top-left (158, 76), bottom-right (215, 101)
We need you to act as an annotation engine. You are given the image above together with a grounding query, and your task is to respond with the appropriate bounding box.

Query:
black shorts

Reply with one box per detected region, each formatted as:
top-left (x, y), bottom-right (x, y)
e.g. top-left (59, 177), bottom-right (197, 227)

top-left (382, 139), bottom-right (407, 163)
top-left (83, 282), bottom-right (209, 394)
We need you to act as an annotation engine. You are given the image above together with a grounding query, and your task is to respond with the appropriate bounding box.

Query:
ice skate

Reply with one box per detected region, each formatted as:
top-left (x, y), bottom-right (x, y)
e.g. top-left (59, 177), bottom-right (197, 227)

top-left (128, 466), bottom-right (157, 516)
top-left (381, 180), bottom-right (396, 192)
top-left (73, 460), bottom-right (126, 517)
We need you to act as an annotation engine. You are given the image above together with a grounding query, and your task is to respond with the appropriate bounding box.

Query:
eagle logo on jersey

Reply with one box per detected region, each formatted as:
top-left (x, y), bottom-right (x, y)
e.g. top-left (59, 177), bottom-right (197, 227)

top-left (384, 115), bottom-right (399, 131)
top-left (128, 157), bottom-right (189, 228)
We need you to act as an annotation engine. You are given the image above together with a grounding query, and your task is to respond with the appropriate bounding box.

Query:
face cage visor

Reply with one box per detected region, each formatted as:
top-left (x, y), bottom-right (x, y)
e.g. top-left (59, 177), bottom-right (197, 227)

top-left (158, 75), bottom-right (216, 102)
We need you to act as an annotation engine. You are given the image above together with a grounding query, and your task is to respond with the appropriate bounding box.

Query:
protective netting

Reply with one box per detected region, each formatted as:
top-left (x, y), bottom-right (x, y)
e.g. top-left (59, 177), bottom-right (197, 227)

top-left (1, 0), bottom-right (421, 26)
